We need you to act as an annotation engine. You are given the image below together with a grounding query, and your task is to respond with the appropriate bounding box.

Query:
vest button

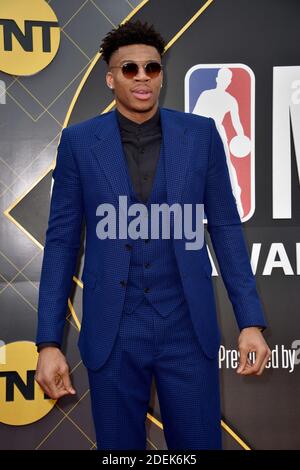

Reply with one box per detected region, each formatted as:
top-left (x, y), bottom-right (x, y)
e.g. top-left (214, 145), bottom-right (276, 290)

top-left (144, 262), bottom-right (151, 268)
top-left (144, 287), bottom-right (150, 293)
top-left (125, 243), bottom-right (132, 251)
top-left (144, 239), bottom-right (150, 243)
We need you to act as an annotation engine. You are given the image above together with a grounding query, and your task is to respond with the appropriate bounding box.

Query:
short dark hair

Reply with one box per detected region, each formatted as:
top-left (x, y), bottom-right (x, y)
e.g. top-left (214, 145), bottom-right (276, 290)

top-left (100, 20), bottom-right (166, 64)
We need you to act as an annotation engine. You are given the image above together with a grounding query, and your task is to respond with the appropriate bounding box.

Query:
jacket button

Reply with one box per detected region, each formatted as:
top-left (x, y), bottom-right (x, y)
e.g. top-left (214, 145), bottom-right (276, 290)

top-left (144, 287), bottom-right (150, 293)
top-left (144, 262), bottom-right (151, 268)
top-left (125, 243), bottom-right (132, 250)
top-left (120, 280), bottom-right (127, 287)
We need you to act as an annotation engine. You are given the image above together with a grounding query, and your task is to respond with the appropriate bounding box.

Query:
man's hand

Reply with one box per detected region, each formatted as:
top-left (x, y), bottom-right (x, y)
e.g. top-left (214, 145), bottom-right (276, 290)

top-left (35, 347), bottom-right (76, 399)
top-left (237, 327), bottom-right (271, 376)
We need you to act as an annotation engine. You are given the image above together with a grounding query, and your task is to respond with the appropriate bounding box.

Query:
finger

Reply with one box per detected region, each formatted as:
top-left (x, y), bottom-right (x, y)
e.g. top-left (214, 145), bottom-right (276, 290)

top-left (60, 367), bottom-right (76, 394)
top-left (237, 347), bottom-right (248, 373)
top-left (38, 377), bottom-right (64, 400)
top-left (239, 361), bottom-right (255, 375)
top-left (240, 349), bottom-right (266, 375)
top-left (54, 374), bottom-right (68, 391)
top-left (37, 379), bottom-right (54, 399)
top-left (45, 374), bottom-right (70, 399)
top-left (36, 370), bottom-right (72, 400)
top-left (253, 348), bottom-right (268, 373)
top-left (256, 349), bottom-right (271, 375)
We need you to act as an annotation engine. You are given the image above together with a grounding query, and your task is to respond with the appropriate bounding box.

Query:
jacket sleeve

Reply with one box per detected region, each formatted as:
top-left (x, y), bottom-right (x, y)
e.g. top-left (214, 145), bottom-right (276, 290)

top-left (204, 118), bottom-right (267, 330)
top-left (36, 128), bottom-right (84, 346)
top-left (36, 342), bottom-right (61, 352)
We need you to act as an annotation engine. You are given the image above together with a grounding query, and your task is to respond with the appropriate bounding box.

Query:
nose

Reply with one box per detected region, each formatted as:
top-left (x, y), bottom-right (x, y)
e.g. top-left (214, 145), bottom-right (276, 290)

top-left (134, 64), bottom-right (149, 80)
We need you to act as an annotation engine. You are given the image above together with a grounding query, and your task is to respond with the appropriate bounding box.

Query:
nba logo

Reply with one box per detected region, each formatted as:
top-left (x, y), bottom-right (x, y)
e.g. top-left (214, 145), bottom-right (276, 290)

top-left (184, 64), bottom-right (255, 222)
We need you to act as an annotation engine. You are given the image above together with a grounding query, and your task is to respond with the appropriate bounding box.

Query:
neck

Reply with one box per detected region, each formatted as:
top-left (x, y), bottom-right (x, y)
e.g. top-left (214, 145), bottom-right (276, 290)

top-left (115, 101), bottom-right (159, 124)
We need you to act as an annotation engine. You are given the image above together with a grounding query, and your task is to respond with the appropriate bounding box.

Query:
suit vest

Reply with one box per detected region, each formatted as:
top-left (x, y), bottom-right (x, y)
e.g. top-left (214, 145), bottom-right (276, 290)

top-left (122, 141), bottom-right (186, 316)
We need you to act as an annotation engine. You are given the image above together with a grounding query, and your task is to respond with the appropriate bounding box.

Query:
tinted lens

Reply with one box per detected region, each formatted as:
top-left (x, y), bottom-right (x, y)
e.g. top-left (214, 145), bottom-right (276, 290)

top-left (145, 62), bottom-right (162, 78)
top-left (121, 62), bottom-right (139, 78)
top-left (121, 62), bottom-right (162, 79)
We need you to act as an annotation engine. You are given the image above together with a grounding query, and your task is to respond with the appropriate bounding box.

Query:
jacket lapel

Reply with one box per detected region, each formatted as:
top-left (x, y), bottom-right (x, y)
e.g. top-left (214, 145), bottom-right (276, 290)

top-left (160, 108), bottom-right (191, 207)
top-left (91, 110), bottom-right (131, 204)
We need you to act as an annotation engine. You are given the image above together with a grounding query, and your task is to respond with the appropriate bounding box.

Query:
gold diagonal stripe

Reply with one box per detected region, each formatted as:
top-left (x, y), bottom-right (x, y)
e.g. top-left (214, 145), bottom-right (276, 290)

top-left (4, 165), bottom-right (54, 250)
top-left (90, 0), bottom-right (117, 28)
top-left (0, 271), bottom-right (37, 312)
top-left (147, 412), bottom-right (163, 429)
top-left (164, 0), bottom-right (214, 51)
top-left (5, 84), bottom-right (63, 126)
top-left (221, 419), bottom-right (251, 450)
top-left (0, 247), bottom-right (40, 292)
top-left (61, 0), bottom-right (90, 30)
top-left (146, 436), bottom-right (158, 450)
top-left (2, 132), bottom-right (61, 199)
top-left (56, 403), bottom-right (96, 446)
top-left (38, 59), bottom-right (93, 118)
top-left (125, 0), bottom-right (135, 10)
top-left (35, 388), bottom-right (90, 449)
top-left (61, 29), bottom-right (92, 61)
top-left (0, 76), bottom-right (18, 100)
top-left (0, 269), bottom-right (78, 333)
top-left (68, 298), bottom-right (81, 331)
top-left (146, 411), bottom-right (251, 450)
top-left (0, 155), bottom-right (27, 183)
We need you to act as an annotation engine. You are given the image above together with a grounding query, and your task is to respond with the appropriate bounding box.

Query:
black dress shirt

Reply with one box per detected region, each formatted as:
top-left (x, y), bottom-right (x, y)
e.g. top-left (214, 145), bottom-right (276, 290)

top-left (36, 107), bottom-right (162, 352)
top-left (115, 106), bottom-right (162, 203)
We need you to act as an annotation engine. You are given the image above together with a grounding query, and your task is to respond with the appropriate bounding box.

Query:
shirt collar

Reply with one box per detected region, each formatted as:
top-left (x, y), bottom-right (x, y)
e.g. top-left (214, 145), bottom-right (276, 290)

top-left (116, 106), bottom-right (161, 134)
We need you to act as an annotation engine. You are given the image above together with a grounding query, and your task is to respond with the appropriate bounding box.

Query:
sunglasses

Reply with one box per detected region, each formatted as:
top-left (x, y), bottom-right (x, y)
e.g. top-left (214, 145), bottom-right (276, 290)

top-left (109, 61), bottom-right (163, 79)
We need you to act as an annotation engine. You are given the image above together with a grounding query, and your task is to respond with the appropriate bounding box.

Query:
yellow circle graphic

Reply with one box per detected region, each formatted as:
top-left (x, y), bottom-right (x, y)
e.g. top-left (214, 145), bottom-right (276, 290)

top-left (0, 341), bottom-right (56, 426)
top-left (0, 0), bottom-right (60, 76)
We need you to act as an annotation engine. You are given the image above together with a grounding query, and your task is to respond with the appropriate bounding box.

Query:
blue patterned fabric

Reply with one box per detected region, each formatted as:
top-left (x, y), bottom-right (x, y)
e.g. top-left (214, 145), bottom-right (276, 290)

top-left (36, 107), bottom-right (267, 371)
top-left (88, 297), bottom-right (222, 450)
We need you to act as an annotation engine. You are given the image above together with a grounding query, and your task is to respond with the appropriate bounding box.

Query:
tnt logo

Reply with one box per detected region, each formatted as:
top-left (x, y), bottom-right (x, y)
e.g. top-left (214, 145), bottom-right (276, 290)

top-left (0, 0), bottom-right (60, 76)
top-left (185, 64), bottom-right (255, 222)
top-left (0, 341), bottom-right (56, 425)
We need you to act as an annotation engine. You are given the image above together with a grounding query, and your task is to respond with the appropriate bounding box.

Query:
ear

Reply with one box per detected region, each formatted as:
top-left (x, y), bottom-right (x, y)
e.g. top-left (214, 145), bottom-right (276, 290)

top-left (106, 71), bottom-right (114, 90)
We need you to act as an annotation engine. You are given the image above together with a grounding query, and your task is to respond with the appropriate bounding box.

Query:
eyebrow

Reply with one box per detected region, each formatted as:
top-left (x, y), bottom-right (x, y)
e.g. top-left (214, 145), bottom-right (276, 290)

top-left (119, 59), bottom-right (161, 65)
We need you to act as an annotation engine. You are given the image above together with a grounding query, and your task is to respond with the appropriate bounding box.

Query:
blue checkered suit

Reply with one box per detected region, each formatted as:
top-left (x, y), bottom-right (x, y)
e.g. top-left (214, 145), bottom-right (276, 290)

top-left (36, 108), bottom-right (267, 449)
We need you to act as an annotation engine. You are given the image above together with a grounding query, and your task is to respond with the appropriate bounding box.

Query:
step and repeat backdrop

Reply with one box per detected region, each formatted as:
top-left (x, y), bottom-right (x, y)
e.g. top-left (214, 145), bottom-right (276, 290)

top-left (0, 0), bottom-right (299, 450)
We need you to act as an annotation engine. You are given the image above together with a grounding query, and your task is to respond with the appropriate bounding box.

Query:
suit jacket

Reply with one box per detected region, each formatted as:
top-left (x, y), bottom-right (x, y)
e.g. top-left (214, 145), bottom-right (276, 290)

top-left (36, 107), bottom-right (267, 370)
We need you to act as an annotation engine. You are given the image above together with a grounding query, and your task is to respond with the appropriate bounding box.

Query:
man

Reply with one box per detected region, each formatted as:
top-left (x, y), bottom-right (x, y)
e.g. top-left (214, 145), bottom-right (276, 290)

top-left (35, 20), bottom-right (271, 450)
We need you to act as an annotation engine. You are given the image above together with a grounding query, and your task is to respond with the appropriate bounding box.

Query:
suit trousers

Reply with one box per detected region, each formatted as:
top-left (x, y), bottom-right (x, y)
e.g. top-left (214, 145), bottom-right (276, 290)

top-left (87, 296), bottom-right (222, 450)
